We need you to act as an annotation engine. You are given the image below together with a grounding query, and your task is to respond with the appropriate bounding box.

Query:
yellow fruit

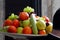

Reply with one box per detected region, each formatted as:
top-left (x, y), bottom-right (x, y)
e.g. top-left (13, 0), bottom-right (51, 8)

top-left (46, 22), bottom-right (53, 34)
top-left (36, 20), bottom-right (46, 30)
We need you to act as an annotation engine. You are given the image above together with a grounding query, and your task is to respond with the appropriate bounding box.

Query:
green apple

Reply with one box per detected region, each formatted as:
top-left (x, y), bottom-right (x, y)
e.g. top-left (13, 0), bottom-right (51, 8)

top-left (23, 18), bottom-right (30, 27)
top-left (17, 27), bottom-right (23, 34)
top-left (46, 22), bottom-right (53, 34)
top-left (36, 20), bottom-right (46, 30)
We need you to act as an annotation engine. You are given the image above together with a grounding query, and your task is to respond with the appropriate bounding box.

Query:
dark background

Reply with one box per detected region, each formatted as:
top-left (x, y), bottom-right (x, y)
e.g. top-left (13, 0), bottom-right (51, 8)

top-left (5, 0), bottom-right (41, 19)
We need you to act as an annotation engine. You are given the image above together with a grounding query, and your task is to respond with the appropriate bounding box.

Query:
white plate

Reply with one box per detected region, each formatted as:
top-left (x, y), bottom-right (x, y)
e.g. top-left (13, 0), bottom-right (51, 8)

top-left (0, 32), bottom-right (47, 38)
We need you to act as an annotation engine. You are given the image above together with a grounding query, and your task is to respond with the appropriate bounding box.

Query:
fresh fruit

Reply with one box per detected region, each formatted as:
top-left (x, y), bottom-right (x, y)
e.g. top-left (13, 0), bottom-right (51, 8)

top-left (3, 26), bottom-right (9, 32)
top-left (23, 18), bottom-right (30, 27)
top-left (12, 19), bottom-right (20, 28)
top-left (46, 22), bottom-right (53, 33)
top-left (39, 17), bottom-right (45, 21)
top-left (30, 14), bottom-right (38, 34)
top-left (17, 27), bottom-right (23, 34)
top-left (7, 26), bottom-right (17, 33)
top-left (39, 30), bottom-right (46, 35)
top-left (36, 20), bottom-right (46, 30)
top-left (8, 13), bottom-right (19, 20)
top-left (35, 16), bottom-right (45, 21)
top-left (19, 12), bottom-right (29, 20)
top-left (42, 16), bottom-right (50, 23)
top-left (4, 19), bottom-right (12, 26)
top-left (20, 21), bottom-right (23, 27)
top-left (2, 6), bottom-right (53, 35)
top-left (35, 16), bottom-right (40, 21)
top-left (23, 6), bottom-right (34, 13)
top-left (23, 26), bottom-right (32, 34)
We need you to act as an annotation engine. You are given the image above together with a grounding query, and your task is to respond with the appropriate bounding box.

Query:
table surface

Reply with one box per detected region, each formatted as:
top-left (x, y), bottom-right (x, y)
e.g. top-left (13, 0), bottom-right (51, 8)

top-left (51, 29), bottom-right (60, 38)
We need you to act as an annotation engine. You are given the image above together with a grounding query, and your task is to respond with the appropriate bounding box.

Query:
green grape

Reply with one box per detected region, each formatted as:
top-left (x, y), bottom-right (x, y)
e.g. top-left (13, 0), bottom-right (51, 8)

top-left (23, 6), bottom-right (34, 13)
top-left (14, 15), bottom-right (19, 19)
top-left (8, 13), bottom-right (15, 20)
top-left (29, 8), bottom-right (34, 13)
top-left (8, 13), bottom-right (19, 20)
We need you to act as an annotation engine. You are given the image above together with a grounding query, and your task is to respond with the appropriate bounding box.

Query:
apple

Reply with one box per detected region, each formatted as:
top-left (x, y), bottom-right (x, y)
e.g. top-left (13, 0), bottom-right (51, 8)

top-left (39, 30), bottom-right (46, 35)
top-left (23, 18), bottom-right (30, 27)
top-left (12, 19), bottom-right (20, 28)
top-left (46, 22), bottom-right (53, 34)
top-left (7, 26), bottom-right (17, 33)
top-left (42, 16), bottom-right (50, 23)
top-left (23, 26), bottom-right (32, 34)
top-left (36, 20), bottom-right (46, 30)
top-left (19, 12), bottom-right (29, 21)
top-left (17, 27), bottom-right (23, 34)
top-left (4, 19), bottom-right (12, 26)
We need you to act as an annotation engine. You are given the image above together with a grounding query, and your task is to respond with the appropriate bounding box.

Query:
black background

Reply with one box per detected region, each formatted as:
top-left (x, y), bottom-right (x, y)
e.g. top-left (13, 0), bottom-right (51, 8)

top-left (5, 0), bottom-right (41, 19)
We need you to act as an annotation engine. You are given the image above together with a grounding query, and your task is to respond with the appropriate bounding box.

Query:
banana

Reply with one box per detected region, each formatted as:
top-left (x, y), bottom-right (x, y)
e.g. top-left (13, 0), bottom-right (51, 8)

top-left (30, 14), bottom-right (38, 34)
top-left (36, 19), bottom-right (46, 30)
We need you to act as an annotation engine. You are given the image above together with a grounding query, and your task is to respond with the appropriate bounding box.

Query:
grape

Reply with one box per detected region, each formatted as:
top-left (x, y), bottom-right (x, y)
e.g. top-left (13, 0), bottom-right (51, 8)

top-left (23, 6), bottom-right (34, 13)
top-left (8, 13), bottom-right (18, 20)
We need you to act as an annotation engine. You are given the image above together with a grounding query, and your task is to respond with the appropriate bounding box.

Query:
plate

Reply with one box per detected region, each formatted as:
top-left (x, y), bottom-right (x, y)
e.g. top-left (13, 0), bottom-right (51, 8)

top-left (0, 32), bottom-right (47, 38)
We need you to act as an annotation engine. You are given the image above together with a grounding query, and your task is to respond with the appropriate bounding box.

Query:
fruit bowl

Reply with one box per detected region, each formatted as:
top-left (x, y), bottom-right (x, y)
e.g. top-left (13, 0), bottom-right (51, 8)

top-left (1, 6), bottom-right (53, 39)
